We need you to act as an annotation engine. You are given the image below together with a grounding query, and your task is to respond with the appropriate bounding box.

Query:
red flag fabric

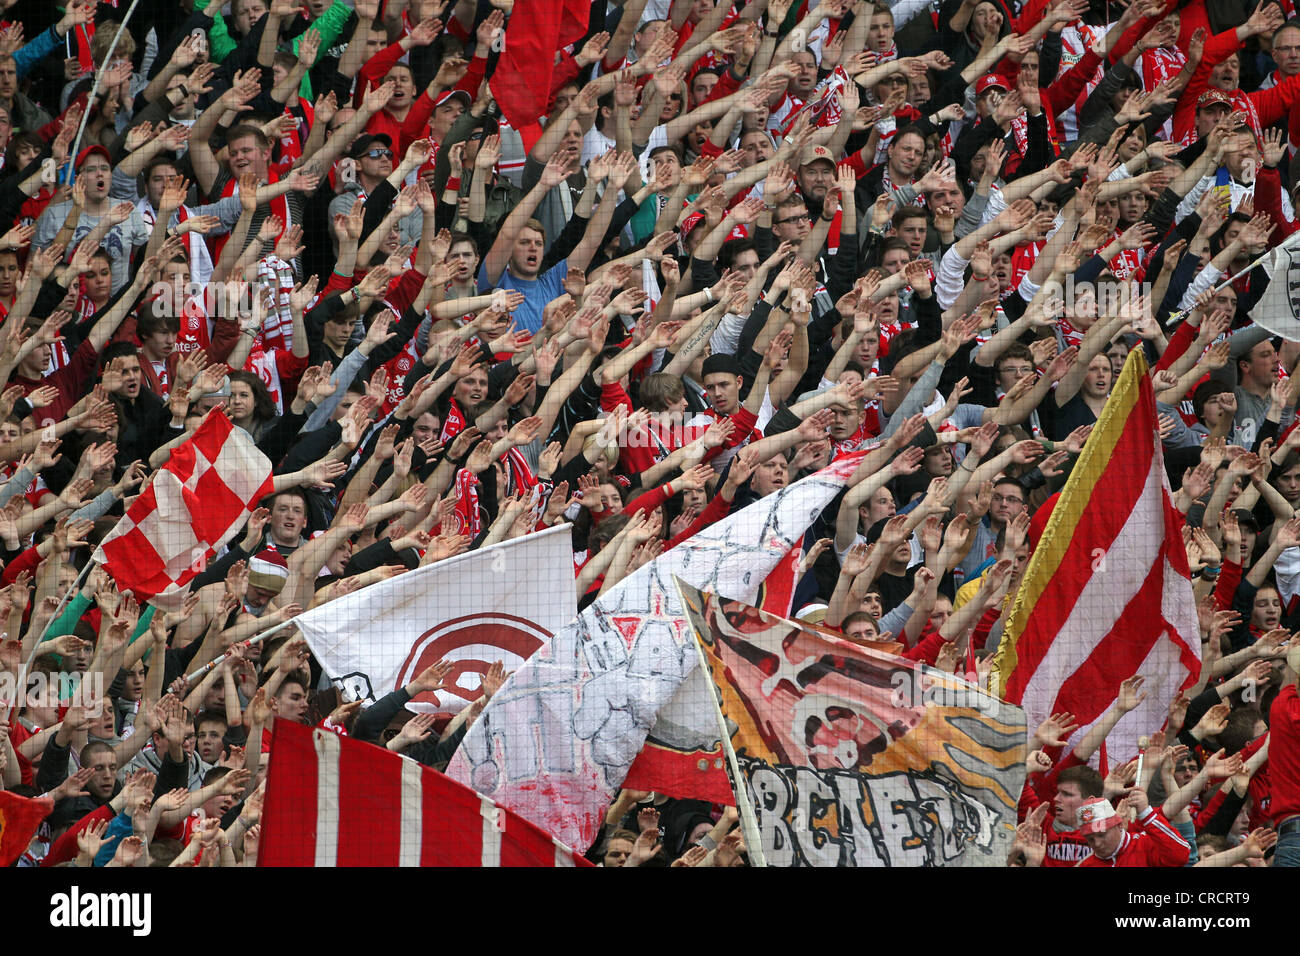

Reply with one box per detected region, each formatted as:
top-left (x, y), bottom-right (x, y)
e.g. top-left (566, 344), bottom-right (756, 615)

top-left (992, 348), bottom-right (1201, 764)
top-left (259, 720), bottom-right (591, 866)
top-left (0, 792), bottom-right (53, 866)
top-left (489, 0), bottom-right (590, 129)
top-left (95, 409), bottom-right (275, 608)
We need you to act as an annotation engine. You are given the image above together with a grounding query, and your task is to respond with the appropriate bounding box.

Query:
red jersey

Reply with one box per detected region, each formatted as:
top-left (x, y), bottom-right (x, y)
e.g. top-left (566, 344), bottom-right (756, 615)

top-left (1269, 685), bottom-right (1300, 826)
top-left (1076, 807), bottom-right (1191, 867)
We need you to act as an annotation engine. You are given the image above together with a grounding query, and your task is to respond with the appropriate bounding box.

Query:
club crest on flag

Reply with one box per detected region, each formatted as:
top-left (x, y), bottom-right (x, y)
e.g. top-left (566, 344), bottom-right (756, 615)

top-left (296, 526), bottom-right (576, 713)
top-left (1248, 231), bottom-right (1300, 340)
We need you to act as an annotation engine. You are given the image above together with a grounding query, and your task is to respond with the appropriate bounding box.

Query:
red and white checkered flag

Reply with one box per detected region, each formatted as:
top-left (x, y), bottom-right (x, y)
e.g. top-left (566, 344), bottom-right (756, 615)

top-left (95, 409), bottom-right (275, 608)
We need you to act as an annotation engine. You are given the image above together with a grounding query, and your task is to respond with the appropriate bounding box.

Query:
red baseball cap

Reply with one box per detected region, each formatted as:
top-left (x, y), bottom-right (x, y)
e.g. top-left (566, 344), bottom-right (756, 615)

top-left (75, 145), bottom-right (111, 170)
top-left (976, 74), bottom-right (1010, 96)
top-left (680, 211), bottom-right (705, 238)
top-left (1197, 88), bottom-right (1233, 111)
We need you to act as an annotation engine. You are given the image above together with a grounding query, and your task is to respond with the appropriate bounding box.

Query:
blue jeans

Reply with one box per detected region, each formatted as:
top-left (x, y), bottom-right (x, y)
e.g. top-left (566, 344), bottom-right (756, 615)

top-left (1275, 825), bottom-right (1300, 867)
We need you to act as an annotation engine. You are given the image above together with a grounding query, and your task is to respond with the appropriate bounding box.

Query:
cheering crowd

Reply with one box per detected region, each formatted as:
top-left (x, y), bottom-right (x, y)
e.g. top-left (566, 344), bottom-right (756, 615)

top-left (0, 0), bottom-right (1298, 869)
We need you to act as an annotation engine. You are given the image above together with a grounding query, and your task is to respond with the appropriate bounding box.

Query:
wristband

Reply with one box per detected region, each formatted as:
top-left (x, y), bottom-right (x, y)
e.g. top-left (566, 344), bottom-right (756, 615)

top-left (704, 286), bottom-right (715, 302)
top-left (446, 175), bottom-right (462, 192)
top-left (820, 212), bottom-right (835, 222)
top-left (971, 272), bottom-right (990, 281)
top-left (698, 833), bottom-right (719, 851)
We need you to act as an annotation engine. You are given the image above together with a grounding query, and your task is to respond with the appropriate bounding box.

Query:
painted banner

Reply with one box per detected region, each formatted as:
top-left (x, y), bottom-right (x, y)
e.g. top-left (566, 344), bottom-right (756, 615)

top-left (446, 453), bottom-right (865, 851)
top-left (679, 581), bottom-right (1027, 867)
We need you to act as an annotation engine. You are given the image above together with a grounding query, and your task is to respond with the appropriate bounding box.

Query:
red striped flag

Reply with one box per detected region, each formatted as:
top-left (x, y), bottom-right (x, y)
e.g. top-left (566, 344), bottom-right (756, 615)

top-left (95, 409), bottom-right (275, 609)
top-left (992, 348), bottom-right (1201, 764)
top-left (258, 720), bottom-right (591, 867)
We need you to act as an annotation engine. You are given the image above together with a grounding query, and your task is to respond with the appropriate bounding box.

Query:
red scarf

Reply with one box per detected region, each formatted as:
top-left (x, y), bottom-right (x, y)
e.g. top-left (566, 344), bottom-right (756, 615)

top-left (214, 169), bottom-right (290, 261)
top-left (440, 397), bottom-right (467, 444)
top-left (451, 467), bottom-right (482, 538)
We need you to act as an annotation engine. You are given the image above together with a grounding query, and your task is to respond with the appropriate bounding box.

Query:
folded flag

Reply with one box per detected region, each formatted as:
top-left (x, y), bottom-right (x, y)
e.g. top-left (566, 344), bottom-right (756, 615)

top-left (0, 791), bottom-right (53, 867)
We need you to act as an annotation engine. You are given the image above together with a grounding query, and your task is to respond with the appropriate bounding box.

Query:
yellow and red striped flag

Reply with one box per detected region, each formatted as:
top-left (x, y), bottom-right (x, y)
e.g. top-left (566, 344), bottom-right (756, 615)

top-left (992, 348), bottom-right (1201, 764)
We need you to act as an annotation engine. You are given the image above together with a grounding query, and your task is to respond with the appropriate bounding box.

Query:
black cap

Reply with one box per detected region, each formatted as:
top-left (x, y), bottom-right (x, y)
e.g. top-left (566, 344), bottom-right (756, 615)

top-left (701, 354), bottom-right (742, 377)
top-left (349, 132), bottom-right (393, 160)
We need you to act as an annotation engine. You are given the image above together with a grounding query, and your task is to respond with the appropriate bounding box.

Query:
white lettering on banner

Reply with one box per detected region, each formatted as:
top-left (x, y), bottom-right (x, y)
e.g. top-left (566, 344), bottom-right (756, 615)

top-left (744, 758), bottom-right (1005, 868)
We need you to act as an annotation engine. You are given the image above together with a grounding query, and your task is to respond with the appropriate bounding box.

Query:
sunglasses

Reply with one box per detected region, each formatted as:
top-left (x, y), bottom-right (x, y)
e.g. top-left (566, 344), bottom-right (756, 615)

top-left (363, 148), bottom-right (393, 159)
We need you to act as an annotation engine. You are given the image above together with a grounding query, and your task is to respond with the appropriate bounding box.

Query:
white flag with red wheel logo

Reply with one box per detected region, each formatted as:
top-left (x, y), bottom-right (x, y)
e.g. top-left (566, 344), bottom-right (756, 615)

top-left (258, 720), bottom-right (591, 866)
top-left (95, 409), bottom-right (275, 609)
top-left (294, 524), bottom-right (577, 711)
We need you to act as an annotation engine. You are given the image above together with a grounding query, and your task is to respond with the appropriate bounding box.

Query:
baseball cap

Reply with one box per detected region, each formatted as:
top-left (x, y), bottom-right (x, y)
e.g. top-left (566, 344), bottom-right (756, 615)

top-left (1074, 797), bottom-right (1124, 835)
top-left (1197, 89), bottom-right (1233, 111)
top-left (976, 74), bottom-right (1010, 96)
top-left (349, 132), bottom-right (393, 160)
top-left (435, 89), bottom-right (472, 109)
top-left (800, 144), bottom-right (836, 168)
top-left (75, 145), bottom-right (111, 170)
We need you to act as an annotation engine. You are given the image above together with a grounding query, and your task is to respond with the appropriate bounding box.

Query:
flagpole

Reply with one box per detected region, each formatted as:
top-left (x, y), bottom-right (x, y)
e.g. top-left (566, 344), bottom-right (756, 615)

top-left (674, 581), bottom-right (768, 867)
top-left (68, 0), bottom-right (144, 185)
top-left (1162, 231), bottom-right (1300, 327)
top-left (181, 614), bottom-right (300, 687)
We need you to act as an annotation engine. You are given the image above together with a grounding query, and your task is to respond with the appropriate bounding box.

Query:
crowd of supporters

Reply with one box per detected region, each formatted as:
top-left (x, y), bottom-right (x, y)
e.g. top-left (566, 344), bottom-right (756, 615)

top-left (0, 0), bottom-right (1298, 868)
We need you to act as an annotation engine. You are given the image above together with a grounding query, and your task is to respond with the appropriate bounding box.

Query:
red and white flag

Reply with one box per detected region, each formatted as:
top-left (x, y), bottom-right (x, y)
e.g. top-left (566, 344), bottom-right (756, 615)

top-left (295, 525), bottom-right (576, 712)
top-left (992, 349), bottom-right (1201, 764)
top-left (258, 720), bottom-right (590, 866)
top-left (95, 410), bottom-right (274, 609)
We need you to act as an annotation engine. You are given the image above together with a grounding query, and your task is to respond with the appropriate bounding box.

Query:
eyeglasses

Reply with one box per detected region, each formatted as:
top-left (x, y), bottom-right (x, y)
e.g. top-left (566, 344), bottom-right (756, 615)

top-left (1000, 365), bottom-right (1035, 377)
top-left (775, 212), bottom-right (811, 225)
top-left (364, 148), bottom-right (393, 159)
top-left (991, 494), bottom-right (1024, 505)
top-left (667, 93), bottom-right (683, 102)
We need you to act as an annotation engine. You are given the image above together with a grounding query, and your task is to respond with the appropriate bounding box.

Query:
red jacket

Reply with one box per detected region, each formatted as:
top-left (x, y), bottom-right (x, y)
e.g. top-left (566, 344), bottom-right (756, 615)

top-left (1077, 807), bottom-right (1191, 867)
top-left (1271, 685), bottom-right (1300, 826)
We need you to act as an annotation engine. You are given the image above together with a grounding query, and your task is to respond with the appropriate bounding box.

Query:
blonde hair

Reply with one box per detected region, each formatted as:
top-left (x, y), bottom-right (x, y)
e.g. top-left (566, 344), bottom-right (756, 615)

top-left (583, 433), bottom-right (619, 468)
top-left (92, 23), bottom-right (136, 65)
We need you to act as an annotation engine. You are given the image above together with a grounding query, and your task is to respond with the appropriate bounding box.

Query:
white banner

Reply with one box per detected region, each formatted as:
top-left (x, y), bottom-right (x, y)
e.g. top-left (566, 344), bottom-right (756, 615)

top-left (296, 525), bottom-right (577, 713)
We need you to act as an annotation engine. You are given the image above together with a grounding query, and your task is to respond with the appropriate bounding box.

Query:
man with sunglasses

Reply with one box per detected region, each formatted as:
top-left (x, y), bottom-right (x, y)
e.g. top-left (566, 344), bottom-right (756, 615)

top-left (327, 133), bottom-right (419, 253)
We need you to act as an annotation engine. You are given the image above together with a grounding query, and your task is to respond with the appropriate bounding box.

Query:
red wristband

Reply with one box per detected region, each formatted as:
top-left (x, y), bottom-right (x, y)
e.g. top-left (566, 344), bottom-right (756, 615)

top-left (446, 176), bottom-right (462, 192)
